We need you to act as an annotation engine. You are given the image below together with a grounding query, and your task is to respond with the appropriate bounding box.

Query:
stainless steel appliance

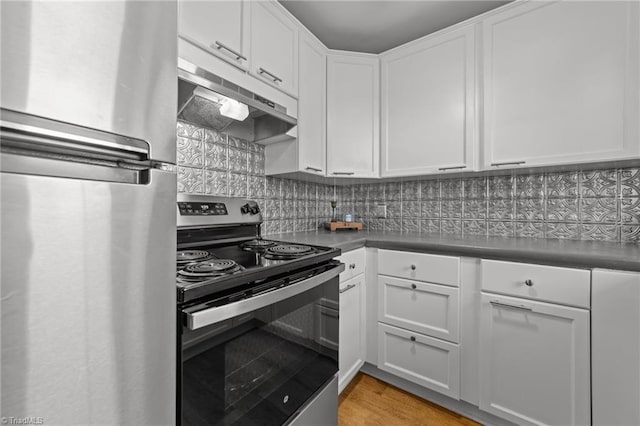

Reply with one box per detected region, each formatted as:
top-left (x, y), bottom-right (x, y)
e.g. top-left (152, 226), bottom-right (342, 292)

top-left (176, 194), bottom-right (343, 425)
top-left (1, 2), bottom-right (177, 424)
top-left (178, 59), bottom-right (297, 145)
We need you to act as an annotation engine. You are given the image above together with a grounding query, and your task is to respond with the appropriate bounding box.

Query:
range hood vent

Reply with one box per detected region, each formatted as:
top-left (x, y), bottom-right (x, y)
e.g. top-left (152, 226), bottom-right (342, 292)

top-left (177, 60), bottom-right (297, 144)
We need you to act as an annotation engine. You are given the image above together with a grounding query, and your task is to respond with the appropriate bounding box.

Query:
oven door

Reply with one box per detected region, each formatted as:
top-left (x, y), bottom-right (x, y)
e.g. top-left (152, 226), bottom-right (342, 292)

top-left (179, 263), bottom-right (343, 426)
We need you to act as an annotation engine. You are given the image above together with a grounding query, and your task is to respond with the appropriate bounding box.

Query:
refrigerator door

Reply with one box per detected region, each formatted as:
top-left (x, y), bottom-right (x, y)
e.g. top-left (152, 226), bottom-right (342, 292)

top-left (1, 167), bottom-right (176, 425)
top-left (0, 1), bottom-right (177, 163)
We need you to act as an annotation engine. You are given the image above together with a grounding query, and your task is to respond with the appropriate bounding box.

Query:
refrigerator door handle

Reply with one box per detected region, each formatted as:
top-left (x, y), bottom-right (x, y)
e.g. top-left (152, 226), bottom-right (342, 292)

top-left (0, 109), bottom-right (172, 184)
top-left (1, 108), bottom-right (150, 160)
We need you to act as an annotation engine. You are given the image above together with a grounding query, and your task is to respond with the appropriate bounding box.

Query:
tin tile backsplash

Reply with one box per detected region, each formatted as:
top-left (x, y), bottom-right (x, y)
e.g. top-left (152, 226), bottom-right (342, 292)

top-left (177, 120), bottom-right (332, 235)
top-left (348, 170), bottom-right (640, 242)
top-left (177, 121), bottom-right (639, 242)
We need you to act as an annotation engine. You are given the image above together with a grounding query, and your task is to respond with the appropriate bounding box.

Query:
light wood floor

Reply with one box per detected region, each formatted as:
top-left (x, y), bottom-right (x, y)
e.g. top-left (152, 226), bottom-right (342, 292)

top-left (338, 373), bottom-right (481, 426)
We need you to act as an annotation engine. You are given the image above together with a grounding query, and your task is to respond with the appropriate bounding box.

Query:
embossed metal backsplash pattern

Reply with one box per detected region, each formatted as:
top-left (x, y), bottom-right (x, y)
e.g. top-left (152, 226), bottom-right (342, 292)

top-left (176, 121), bottom-right (639, 242)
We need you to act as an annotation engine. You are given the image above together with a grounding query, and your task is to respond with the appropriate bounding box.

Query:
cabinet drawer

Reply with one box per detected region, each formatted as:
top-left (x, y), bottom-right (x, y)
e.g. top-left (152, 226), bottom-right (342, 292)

top-left (378, 250), bottom-right (459, 286)
top-left (481, 260), bottom-right (590, 308)
top-left (337, 248), bottom-right (365, 282)
top-left (378, 323), bottom-right (460, 399)
top-left (379, 275), bottom-right (459, 342)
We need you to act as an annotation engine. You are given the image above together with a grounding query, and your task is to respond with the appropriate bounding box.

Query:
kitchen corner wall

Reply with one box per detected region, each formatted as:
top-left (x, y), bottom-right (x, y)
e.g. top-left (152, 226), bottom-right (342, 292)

top-left (177, 120), bottom-right (640, 243)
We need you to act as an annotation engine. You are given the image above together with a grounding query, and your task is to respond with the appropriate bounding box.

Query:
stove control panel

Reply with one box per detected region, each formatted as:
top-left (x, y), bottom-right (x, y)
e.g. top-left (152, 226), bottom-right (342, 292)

top-left (177, 195), bottom-right (262, 227)
top-left (178, 202), bottom-right (228, 216)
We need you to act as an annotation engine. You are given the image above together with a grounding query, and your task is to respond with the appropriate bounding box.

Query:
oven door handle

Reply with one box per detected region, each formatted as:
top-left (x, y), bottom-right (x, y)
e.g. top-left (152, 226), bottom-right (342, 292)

top-left (184, 263), bottom-right (345, 330)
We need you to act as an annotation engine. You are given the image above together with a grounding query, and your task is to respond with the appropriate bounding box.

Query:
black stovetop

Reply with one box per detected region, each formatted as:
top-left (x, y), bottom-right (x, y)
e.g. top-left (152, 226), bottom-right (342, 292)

top-left (176, 239), bottom-right (341, 305)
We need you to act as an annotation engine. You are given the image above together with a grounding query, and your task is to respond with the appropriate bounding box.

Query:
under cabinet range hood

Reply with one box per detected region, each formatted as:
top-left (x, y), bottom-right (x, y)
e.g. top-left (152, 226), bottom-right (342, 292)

top-left (178, 59), bottom-right (297, 144)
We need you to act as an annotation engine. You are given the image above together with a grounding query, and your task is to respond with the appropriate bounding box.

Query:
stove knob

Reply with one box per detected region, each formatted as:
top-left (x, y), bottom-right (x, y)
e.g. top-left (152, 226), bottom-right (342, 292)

top-left (241, 203), bottom-right (250, 214)
top-left (249, 205), bottom-right (260, 215)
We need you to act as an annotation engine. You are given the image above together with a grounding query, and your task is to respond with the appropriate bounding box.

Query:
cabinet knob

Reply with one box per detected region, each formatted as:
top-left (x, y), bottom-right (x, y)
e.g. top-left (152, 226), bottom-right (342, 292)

top-left (524, 279), bottom-right (534, 287)
top-left (349, 263), bottom-right (356, 269)
top-left (410, 336), bottom-right (416, 342)
top-left (411, 283), bottom-right (417, 290)
top-left (410, 264), bottom-right (416, 270)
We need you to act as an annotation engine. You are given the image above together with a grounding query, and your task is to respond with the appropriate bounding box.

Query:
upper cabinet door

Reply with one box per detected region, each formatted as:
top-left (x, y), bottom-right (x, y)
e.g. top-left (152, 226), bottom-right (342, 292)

top-left (298, 35), bottom-right (327, 175)
top-left (249, 1), bottom-right (298, 97)
top-left (178, 0), bottom-right (249, 70)
top-left (327, 53), bottom-right (380, 178)
top-left (381, 24), bottom-right (476, 177)
top-left (482, 0), bottom-right (640, 169)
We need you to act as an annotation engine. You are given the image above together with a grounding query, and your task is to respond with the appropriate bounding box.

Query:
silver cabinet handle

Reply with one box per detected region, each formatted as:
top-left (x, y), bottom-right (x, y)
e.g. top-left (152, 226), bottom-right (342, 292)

top-left (438, 165), bottom-right (467, 171)
top-left (339, 283), bottom-right (357, 294)
top-left (490, 161), bottom-right (526, 167)
top-left (305, 166), bottom-right (323, 172)
top-left (410, 264), bottom-right (416, 270)
top-left (349, 263), bottom-right (356, 269)
top-left (332, 172), bottom-right (355, 176)
top-left (524, 279), bottom-right (534, 287)
top-left (213, 41), bottom-right (247, 61)
top-left (490, 300), bottom-right (533, 312)
top-left (258, 67), bottom-right (283, 83)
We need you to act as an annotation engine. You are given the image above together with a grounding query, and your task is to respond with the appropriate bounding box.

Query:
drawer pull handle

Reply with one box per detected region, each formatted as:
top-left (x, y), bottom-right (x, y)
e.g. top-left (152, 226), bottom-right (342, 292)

top-left (349, 263), bottom-right (356, 269)
top-left (411, 284), bottom-right (417, 290)
top-left (524, 279), bottom-right (534, 287)
top-left (410, 336), bottom-right (416, 342)
top-left (410, 264), bottom-right (416, 270)
top-left (305, 166), bottom-right (323, 172)
top-left (490, 300), bottom-right (533, 312)
top-left (490, 160), bottom-right (526, 167)
top-left (438, 165), bottom-right (467, 171)
top-left (213, 41), bottom-right (247, 61)
top-left (339, 283), bottom-right (357, 294)
top-left (258, 67), bottom-right (283, 83)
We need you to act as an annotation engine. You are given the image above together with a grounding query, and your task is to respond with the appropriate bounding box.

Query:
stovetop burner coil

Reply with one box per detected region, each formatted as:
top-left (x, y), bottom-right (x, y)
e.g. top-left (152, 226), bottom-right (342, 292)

top-left (177, 259), bottom-right (243, 283)
top-left (241, 239), bottom-right (277, 250)
top-left (267, 244), bottom-right (313, 255)
top-left (261, 244), bottom-right (316, 260)
top-left (176, 250), bottom-right (212, 265)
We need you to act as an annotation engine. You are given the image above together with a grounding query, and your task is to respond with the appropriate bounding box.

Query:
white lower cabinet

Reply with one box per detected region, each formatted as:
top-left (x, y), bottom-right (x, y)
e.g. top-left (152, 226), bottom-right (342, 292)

top-left (592, 269), bottom-right (640, 426)
top-left (376, 250), bottom-right (461, 399)
top-left (337, 248), bottom-right (366, 394)
top-left (479, 293), bottom-right (590, 426)
top-left (338, 274), bottom-right (364, 393)
top-left (378, 323), bottom-right (460, 399)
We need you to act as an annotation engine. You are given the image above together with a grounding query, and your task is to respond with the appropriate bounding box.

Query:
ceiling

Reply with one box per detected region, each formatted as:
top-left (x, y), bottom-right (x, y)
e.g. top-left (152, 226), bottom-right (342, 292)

top-left (278, 1), bottom-right (510, 54)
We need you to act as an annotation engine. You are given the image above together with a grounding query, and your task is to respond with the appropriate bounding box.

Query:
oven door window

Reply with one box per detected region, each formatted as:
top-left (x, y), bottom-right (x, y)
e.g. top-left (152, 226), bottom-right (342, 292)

top-left (181, 278), bottom-right (338, 426)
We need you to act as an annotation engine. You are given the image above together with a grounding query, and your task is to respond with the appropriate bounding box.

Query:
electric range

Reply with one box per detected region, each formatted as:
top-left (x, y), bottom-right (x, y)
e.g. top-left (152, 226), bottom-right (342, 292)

top-left (176, 194), bottom-right (343, 426)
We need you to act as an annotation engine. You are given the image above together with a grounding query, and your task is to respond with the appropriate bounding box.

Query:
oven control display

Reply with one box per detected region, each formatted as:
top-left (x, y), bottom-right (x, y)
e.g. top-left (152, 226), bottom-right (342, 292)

top-left (178, 202), bottom-right (228, 216)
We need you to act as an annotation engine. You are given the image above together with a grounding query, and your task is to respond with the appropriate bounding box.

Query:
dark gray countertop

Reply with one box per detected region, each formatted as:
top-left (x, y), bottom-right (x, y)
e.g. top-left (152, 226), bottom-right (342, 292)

top-left (270, 230), bottom-right (640, 272)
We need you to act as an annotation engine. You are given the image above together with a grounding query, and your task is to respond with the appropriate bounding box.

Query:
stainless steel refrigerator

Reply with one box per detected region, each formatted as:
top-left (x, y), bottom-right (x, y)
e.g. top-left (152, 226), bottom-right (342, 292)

top-left (1, 2), bottom-right (177, 424)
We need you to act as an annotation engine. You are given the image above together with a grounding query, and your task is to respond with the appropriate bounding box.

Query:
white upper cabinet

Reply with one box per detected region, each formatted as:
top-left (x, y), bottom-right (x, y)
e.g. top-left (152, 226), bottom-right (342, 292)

top-left (327, 53), bottom-right (380, 178)
top-left (264, 33), bottom-right (325, 176)
top-left (178, 0), bottom-right (249, 70)
top-left (297, 34), bottom-right (327, 175)
top-left (482, 0), bottom-right (640, 169)
top-left (249, 1), bottom-right (298, 97)
top-left (381, 24), bottom-right (476, 177)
